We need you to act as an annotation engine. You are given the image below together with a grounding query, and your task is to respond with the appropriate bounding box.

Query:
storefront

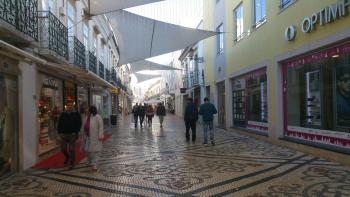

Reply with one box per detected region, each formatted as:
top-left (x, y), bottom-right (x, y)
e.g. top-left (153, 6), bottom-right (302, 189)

top-left (282, 41), bottom-right (350, 152)
top-left (92, 87), bottom-right (110, 126)
top-left (37, 73), bottom-right (63, 155)
top-left (232, 68), bottom-right (268, 134)
top-left (0, 57), bottom-right (19, 177)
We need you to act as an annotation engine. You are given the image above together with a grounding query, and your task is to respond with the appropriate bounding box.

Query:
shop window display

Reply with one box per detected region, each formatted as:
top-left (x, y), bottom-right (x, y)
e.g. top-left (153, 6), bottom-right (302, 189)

top-left (284, 42), bottom-right (350, 149)
top-left (0, 73), bottom-right (17, 177)
top-left (232, 69), bottom-right (268, 133)
top-left (38, 76), bottom-right (62, 155)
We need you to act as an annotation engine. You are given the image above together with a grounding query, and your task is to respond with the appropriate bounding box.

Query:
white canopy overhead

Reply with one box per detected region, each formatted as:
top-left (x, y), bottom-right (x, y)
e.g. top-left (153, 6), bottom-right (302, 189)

top-left (89, 0), bottom-right (164, 15)
top-left (130, 60), bottom-right (181, 73)
top-left (134, 73), bottom-right (162, 83)
top-left (107, 10), bottom-right (218, 65)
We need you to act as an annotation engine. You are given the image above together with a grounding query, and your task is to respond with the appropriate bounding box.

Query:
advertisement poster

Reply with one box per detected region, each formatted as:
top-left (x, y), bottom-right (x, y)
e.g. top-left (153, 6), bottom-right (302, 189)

top-left (335, 66), bottom-right (350, 128)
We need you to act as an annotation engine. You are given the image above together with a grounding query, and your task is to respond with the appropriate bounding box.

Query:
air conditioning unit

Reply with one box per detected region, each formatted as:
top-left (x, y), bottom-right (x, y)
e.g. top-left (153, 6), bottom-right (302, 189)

top-left (59, 6), bottom-right (66, 16)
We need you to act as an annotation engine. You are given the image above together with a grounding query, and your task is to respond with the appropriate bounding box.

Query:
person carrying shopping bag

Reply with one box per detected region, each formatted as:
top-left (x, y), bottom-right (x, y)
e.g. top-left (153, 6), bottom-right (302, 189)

top-left (81, 105), bottom-right (104, 172)
top-left (145, 105), bottom-right (155, 127)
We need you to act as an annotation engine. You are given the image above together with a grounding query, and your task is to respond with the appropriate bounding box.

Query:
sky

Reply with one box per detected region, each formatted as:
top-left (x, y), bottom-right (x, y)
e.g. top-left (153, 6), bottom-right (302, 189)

top-left (126, 0), bottom-right (203, 98)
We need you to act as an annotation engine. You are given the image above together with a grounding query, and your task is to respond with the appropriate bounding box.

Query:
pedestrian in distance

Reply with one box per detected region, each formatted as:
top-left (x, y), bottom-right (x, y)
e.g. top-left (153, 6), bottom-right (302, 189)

top-left (184, 98), bottom-right (198, 143)
top-left (156, 102), bottom-right (166, 128)
top-left (199, 97), bottom-right (217, 146)
top-left (81, 105), bottom-right (104, 172)
top-left (57, 101), bottom-right (82, 170)
top-left (138, 103), bottom-right (146, 128)
top-left (146, 105), bottom-right (155, 127)
top-left (132, 103), bottom-right (139, 128)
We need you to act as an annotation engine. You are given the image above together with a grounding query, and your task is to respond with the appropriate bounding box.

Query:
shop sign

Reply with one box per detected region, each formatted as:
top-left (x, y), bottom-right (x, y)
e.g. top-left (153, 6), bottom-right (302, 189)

top-left (43, 78), bottom-right (58, 89)
top-left (285, 0), bottom-right (350, 41)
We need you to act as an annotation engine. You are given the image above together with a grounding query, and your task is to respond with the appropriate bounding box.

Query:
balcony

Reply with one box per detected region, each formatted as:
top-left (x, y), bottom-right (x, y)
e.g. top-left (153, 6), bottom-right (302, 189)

top-left (0, 0), bottom-right (38, 44)
top-left (38, 11), bottom-right (68, 62)
top-left (88, 52), bottom-right (97, 74)
top-left (111, 69), bottom-right (117, 83)
top-left (69, 36), bottom-right (86, 69)
top-left (99, 61), bottom-right (105, 79)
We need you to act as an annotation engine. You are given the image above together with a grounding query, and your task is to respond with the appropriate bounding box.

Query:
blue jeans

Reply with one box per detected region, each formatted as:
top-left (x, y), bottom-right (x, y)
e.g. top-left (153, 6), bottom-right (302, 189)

top-left (203, 121), bottom-right (214, 144)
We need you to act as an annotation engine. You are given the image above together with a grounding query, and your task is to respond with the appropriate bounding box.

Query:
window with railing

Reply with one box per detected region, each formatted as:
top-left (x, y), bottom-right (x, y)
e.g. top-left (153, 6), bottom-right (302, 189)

top-left (69, 37), bottom-right (85, 69)
top-left (0, 0), bottom-right (38, 40)
top-left (99, 61), bottom-right (105, 79)
top-left (89, 51), bottom-right (97, 73)
top-left (67, 1), bottom-right (75, 36)
top-left (254, 0), bottom-right (266, 28)
top-left (105, 69), bottom-right (111, 82)
top-left (39, 11), bottom-right (68, 60)
top-left (234, 3), bottom-right (244, 42)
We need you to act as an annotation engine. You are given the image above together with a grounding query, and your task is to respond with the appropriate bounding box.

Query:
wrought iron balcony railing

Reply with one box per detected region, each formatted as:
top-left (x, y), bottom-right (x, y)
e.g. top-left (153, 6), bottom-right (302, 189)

top-left (38, 11), bottom-right (68, 60)
top-left (111, 69), bottom-right (117, 83)
top-left (0, 0), bottom-right (38, 40)
top-left (99, 61), bottom-right (105, 79)
top-left (105, 69), bottom-right (111, 82)
top-left (89, 52), bottom-right (97, 74)
top-left (69, 36), bottom-right (86, 69)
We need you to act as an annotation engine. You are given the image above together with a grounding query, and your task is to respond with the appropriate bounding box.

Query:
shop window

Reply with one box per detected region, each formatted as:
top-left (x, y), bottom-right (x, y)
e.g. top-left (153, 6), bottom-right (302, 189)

top-left (283, 42), bottom-right (350, 149)
top-left (232, 69), bottom-right (268, 133)
top-left (38, 75), bottom-right (63, 155)
top-left (0, 73), bottom-right (18, 177)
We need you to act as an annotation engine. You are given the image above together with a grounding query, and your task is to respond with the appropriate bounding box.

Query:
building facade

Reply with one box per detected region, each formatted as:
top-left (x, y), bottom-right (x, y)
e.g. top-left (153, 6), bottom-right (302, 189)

top-left (204, 0), bottom-right (350, 154)
top-left (0, 0), bottom-right (129, 177)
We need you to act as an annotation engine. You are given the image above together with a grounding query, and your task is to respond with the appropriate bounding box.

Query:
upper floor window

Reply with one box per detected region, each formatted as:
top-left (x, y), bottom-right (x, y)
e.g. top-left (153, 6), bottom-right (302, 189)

top-left (67, 1), bottom-right (76, 36)
top-left (254, 0), bottom-right (266, 27)
top-left (92, 36), bottom-right (97, 55)
top-left (83, 23), bottom-right (89, 49)
top-left (216, 23), bottom-right (224, 54)
top-left (216, 0), bottom-right (220, 4)
top-left (234, 4), bottom-right (243, 42)
top-left (42, 0), bottom-right (54, 11)
top-left (280, 0), bottom-right (295, 9)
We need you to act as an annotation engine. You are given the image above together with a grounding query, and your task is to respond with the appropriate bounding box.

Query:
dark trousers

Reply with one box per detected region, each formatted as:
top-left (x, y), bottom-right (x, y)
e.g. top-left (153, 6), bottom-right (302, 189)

top-left (139, 115), bottom-right (145, 127)
top-left (60, 134), bottom-right (77, 166)
top-left (185, 120), bottom-right (196, 142)
top-left (134, 115), bottom-right (139, 127)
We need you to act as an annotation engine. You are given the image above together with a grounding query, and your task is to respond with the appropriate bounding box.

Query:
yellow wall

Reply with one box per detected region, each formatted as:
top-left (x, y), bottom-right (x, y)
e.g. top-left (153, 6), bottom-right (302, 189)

top-left (213, 0), bottom-right (350, 124)
top-left (203, 0), bottom-right (215, 86)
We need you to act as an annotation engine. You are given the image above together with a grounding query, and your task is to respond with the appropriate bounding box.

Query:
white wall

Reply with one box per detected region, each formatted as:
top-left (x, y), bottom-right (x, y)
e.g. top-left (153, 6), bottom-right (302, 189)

top-left (19, 61), bottom-right (38, 170)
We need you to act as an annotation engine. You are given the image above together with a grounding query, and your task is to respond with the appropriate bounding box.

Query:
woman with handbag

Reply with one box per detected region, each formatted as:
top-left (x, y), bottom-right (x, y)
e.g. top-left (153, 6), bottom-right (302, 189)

top-left (82, 105), bottom-right (104, 171)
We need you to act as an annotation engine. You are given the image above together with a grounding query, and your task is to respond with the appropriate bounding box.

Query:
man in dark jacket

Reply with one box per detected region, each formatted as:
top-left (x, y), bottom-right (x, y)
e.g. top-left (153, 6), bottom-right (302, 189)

top-left (199, 97), bottom-right (217, 145)
top-left (156, 102), bottom-right (166, 128)
top-left (138, 104), bottom-right (146, 128)
top-left (184, 98), bottom-right (198, 143)
top-left (132, 103), bottom-right (139, 128)
top-left (57, 101), bottom-right (82, 169)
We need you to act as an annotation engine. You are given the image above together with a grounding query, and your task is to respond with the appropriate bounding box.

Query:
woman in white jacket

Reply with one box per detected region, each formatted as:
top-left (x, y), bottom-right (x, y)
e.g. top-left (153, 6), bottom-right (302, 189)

top-left (82, 105), bottom-right (104, 171)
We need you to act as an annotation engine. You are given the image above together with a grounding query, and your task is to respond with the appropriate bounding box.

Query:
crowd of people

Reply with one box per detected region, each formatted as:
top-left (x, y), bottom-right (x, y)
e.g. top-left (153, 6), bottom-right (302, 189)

top-left (131, 103), bottom-right (166, 128)
top-left (131, 97), bottom-right (217, 146)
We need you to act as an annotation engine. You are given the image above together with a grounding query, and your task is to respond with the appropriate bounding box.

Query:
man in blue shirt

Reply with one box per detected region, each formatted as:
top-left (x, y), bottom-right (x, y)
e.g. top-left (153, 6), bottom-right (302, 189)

top-left (199, 97), bottom-right (217, 145)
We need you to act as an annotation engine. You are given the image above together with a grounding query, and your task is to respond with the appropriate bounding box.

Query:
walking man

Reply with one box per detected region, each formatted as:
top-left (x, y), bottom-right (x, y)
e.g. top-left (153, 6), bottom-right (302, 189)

top-left (199, 97), bottom-right (217, 145)
top-left (184, 98), bottom-right (198, 143)
top-left (156, 102), bottom-right (166, 128)
top-left (132, 103), bottom-right (139, 128)
top-left (139, 103), bottom-right (146, 128)
top-left (57, 101), bottom-right (82, 169)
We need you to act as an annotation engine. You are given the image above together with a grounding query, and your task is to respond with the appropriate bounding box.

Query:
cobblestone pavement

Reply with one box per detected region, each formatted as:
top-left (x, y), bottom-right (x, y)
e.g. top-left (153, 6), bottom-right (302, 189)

top-left (1, 115), bottom-right (350, 197)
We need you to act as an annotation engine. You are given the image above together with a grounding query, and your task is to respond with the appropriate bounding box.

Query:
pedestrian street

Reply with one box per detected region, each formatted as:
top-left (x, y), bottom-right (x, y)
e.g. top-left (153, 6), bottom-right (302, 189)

top-left (1, 114), bottom-right (350, 197)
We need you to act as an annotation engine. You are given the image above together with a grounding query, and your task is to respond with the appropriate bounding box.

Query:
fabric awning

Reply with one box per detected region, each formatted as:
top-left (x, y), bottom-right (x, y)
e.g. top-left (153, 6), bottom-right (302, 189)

top-left (130, 60), bottom-right (181, 73)
top-left (134, 73), bottom-right (161, 83)
top-left (107, 10), bottom-right (218, 65)
top-left (89, 0), bottom-right (164, 15)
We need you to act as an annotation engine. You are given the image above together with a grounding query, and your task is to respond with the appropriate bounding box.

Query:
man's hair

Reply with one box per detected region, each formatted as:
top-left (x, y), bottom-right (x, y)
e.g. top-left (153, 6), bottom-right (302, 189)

top-left (89, 105), bottom-right (98, 116)
top-left (204, 97), bottom-right (209, 102)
